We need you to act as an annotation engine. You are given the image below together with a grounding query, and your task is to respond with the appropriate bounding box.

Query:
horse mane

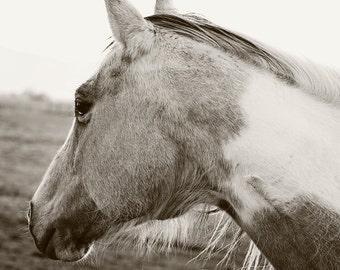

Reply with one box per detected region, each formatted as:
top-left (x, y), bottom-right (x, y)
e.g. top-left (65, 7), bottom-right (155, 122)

top-left (146, 14), bottom-right (340, 106)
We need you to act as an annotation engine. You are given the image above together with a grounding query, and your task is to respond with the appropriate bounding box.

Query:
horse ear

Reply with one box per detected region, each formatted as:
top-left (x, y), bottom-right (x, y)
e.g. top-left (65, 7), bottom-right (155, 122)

top-left (155, 0), bottom-right (177, 14)
top-left (104, 0), bottom-right (154, 57)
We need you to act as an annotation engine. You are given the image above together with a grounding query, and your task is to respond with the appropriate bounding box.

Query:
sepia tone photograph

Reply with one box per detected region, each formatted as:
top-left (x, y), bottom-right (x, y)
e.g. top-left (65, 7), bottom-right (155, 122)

top-left (0, 1), bottom-right (339, 269)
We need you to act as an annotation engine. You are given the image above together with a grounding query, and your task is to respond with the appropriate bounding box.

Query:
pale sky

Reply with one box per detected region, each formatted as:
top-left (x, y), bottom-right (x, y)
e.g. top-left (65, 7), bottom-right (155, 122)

top-left (0, 0), bottom-right (339, 100)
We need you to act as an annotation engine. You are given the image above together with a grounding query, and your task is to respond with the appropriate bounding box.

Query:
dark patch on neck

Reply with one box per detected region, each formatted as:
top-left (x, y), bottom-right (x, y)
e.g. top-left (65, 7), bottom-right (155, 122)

top-left (246, 198), bottom-right (340, 270)
top-left (217, 199), bottom-right (237, 219)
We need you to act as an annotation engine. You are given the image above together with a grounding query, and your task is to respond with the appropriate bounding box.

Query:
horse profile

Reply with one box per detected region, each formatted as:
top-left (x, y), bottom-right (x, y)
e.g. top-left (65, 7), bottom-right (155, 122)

top-left (28, 0), bottom-right (340, 269)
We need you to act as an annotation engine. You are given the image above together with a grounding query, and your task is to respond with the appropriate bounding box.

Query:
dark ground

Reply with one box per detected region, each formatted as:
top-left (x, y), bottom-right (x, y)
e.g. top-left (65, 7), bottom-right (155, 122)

top-left (0, 96), bottom-right (244, 270)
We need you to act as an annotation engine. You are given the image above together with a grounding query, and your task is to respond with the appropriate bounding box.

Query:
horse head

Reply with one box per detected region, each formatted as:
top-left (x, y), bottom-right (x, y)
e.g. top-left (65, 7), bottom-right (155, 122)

top-left (29, 0), bottom-right (340, 268)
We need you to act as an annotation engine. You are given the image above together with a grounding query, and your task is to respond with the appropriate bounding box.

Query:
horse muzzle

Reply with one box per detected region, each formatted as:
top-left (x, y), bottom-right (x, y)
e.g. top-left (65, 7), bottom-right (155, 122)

top-left (28, 201), bottom-right (93, 262)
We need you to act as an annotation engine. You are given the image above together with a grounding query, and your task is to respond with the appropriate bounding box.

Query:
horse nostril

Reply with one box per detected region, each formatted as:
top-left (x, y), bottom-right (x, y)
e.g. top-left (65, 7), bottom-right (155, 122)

top-left (27, 201), bottom-right (33, 226)
top-left (27, 201), bottom-right (40, 246)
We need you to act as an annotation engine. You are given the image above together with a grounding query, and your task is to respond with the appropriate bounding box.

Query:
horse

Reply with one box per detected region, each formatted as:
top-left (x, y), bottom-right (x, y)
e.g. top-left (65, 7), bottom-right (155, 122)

top-left (28, 0), bottom-right (340, 269)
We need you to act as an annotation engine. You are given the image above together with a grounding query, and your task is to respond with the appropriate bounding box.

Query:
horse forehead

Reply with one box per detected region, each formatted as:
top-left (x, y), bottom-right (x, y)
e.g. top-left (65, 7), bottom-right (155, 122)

top-left (95, 35), bottom-right (227, 97)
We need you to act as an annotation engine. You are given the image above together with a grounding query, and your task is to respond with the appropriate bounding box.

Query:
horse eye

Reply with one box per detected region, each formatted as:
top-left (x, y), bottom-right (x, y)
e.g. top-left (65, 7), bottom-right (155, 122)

top-left (75, 98), bottom-right (92, 117)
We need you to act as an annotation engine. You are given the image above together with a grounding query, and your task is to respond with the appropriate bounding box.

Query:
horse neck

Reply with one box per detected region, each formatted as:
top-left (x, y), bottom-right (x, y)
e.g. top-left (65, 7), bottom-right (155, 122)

top-left (219, 70), bottom-right (340, 269)
top-left (226, 70), bottom-right (340, 208)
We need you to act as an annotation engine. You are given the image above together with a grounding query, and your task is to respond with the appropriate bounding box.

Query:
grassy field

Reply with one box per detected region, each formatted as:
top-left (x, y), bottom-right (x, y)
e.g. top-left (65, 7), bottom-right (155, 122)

top-left (0, 96), bottom-right (241, 270)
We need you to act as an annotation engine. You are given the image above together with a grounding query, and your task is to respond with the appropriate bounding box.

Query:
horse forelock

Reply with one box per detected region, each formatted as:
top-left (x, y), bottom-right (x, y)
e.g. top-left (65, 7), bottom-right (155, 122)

top-left (145, 13), bottom-right (340, 106)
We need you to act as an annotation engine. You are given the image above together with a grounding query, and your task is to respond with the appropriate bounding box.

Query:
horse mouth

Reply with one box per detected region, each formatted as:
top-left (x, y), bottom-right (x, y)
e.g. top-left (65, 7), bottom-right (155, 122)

top-left (39, 228), bottom-right (93, 262)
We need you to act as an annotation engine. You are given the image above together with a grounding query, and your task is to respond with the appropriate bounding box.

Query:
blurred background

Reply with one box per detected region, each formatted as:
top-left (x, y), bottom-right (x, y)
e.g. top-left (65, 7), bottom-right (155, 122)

top-left (0, 0), bottom-right (339, 269)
